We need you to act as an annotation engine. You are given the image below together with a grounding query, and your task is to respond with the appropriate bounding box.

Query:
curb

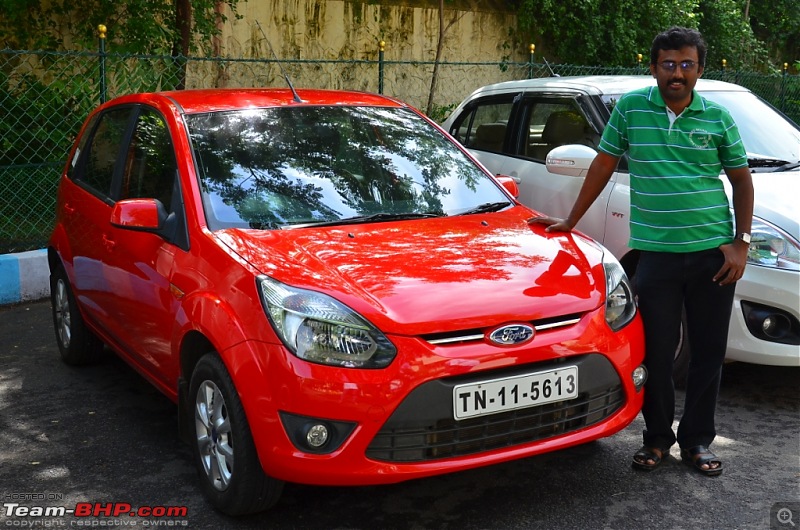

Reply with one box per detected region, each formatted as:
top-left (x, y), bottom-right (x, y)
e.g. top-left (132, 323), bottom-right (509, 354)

top-left (0, 249), bottom-right (50, 306)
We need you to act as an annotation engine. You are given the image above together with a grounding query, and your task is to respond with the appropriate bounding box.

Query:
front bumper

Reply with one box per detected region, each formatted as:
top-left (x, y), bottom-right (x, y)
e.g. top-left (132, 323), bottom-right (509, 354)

top-left (366, 353), bottom-right (624, 463)
top-left (223, 307), bottom-right (645, 486)
top-left (727, 265), bottom-right (800, 366)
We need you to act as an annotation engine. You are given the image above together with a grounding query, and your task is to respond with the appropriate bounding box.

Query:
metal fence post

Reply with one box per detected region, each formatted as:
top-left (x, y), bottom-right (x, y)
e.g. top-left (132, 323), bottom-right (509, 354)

top-left (781, 62), bottom-right (788, 114)
top-left (98, 24), bottom-right (107, 103)
top-left (378, 40), bottom-right (385, 94)
top-left (528, 44), bottom-right (535, 78)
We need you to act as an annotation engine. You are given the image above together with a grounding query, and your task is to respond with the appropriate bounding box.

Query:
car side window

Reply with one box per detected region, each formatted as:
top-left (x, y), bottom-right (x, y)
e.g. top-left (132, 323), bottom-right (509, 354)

top-left (522, 100), bottom-right (599, 161)
top-left (79, 108), bottom-right (132, 199)
top-left (450, 99), bottom-right (515, 153)
top-left (119, 108), bottom-right (177, 211)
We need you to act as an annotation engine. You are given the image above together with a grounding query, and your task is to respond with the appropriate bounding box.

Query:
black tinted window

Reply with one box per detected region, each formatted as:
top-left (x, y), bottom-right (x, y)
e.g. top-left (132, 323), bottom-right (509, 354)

top-left (119, 108), bottom-right (177, 210)
top-left (80, 108), bottom-right (132, 198)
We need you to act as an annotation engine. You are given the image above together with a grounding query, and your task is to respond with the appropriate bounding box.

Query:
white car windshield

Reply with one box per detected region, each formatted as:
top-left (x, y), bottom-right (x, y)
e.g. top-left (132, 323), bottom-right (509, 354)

top-left (603, 90), bottom-right (800, 167)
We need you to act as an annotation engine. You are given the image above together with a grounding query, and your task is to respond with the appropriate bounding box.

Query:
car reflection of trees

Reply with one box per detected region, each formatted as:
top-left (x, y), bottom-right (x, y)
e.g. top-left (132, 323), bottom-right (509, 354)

top-left (189, 107), bottom-right (482, 229)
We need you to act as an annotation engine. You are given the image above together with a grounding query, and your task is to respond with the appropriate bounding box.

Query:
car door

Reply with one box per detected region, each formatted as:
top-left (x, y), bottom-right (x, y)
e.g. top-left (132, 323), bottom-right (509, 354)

top-left (450, 90), bottom-right (625, 251)
top-left (503, 94), bottom-right (619, 245)
top-left (101, 105), bottom-right (186, 385)
top-left (63, 106), bottom-right (136, 331)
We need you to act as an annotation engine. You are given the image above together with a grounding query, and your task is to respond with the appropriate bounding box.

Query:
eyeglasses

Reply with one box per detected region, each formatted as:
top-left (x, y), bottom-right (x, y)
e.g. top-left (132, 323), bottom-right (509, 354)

top-left (658, 60), bottom-right (698, 72)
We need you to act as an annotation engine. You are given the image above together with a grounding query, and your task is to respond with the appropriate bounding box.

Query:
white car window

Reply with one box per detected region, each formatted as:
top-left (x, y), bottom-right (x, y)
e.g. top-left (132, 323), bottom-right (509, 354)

top-left (451, 100), bottom-right (514, 153)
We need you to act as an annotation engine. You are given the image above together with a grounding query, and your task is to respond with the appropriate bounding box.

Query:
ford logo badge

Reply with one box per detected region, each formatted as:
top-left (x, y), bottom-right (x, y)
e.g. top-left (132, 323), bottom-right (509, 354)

top-left (488, 324), bottom-right (535, 346)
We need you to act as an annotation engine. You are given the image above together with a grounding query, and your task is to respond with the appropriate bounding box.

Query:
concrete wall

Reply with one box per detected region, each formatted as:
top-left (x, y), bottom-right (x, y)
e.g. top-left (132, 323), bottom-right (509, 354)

top-left (209, 0), bottom-right (526, 110)
top-left (221, 1), bottom-right (520, 62)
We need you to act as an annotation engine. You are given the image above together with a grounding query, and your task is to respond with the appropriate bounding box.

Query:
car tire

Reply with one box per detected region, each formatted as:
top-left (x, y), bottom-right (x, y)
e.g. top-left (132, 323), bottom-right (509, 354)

top-left (189, 354), bottom-right (284, 515)
top-left (50, 264), bottom-right (104, 365)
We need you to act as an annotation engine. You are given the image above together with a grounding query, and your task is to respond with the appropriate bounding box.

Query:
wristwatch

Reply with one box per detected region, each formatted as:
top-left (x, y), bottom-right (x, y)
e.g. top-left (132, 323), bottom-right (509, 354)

top-left (736, 232), bottom-right (751, 244)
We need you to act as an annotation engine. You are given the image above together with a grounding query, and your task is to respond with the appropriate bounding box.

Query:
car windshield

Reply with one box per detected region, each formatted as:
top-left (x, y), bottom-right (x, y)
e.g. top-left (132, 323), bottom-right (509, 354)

top-left (702, 91), bottom-right (800, 166)
top-left (603, 90), bottom-right (800, 166)
top-left (187, 105), bottom-right (509, 230)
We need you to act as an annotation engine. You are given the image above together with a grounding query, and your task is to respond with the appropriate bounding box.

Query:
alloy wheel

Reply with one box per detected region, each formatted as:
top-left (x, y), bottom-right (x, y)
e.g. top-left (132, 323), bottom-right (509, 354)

top-left (195, 380), bottom-right (234, 491)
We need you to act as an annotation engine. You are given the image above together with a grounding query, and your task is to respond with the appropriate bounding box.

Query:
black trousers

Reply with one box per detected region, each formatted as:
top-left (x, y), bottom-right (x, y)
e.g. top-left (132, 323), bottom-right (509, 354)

top-left (635, 249), bottom-right (736, 451)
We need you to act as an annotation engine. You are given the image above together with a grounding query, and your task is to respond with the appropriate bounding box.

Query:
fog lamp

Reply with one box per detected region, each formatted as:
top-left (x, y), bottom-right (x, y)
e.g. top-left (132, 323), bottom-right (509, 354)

top-left (632, 365), bottom-right (648, 391)
top-left (762, 314), bottom-right (791, 338)
top-left (306, 424), bottom-right (329, 448)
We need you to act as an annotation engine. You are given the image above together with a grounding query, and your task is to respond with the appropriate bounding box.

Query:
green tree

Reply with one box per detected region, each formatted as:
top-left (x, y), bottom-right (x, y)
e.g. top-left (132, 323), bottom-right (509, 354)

top-left (512, 0), bottom-right (793, 71)
top-left (748, 0), bottom-right (800, 68)
top-left (696, 0), bottom-right (766, 71)
top-left (513, 0), bottom-right (700, 66)
top-left (0, 0), bottom-right (240, 55)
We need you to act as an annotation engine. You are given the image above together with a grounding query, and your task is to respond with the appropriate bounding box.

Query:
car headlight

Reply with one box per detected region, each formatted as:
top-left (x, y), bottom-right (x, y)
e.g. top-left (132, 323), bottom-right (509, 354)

top-left (602, 252), bottom-right (637, 331)
top-left (748, 217), bottom-right (800, 271)
top-left (258, 276), bottom-right (397, 368)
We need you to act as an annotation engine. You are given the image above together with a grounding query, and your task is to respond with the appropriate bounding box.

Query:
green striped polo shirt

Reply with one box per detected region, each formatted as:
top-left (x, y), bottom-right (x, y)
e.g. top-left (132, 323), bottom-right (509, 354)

top-left (598, 86), bottom-right (748, 253)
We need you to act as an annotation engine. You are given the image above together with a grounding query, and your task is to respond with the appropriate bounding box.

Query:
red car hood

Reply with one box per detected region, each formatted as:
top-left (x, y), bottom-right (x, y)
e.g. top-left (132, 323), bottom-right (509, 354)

top-left (214, 207), bottom-right (605, 335)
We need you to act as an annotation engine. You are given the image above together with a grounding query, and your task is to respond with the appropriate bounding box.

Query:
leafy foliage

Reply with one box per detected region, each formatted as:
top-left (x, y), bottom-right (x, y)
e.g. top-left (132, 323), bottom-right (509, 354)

top-left (0, 0), bottom-right (240, 55)
top-left (512, 0), bottom-right (795, 72)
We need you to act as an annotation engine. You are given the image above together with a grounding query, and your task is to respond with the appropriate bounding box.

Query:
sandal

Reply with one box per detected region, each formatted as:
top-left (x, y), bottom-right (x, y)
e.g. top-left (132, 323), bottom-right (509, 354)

top-left (681, 445), bottom-right (723, 476)
top-left (632, 445), bottom-right (667, 471)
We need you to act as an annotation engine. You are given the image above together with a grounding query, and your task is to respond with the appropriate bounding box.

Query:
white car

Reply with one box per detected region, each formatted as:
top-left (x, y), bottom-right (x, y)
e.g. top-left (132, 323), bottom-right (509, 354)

top-left (443, 76), bottom-right (800, 377)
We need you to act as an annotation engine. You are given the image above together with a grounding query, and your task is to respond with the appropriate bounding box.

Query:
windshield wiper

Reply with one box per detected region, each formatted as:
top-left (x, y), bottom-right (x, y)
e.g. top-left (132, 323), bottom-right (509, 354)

top-left (747, 157), bottom-right (792, 168)
top-left (458, 201), bottom-right (511, 215)
top-left (773, 161), bottom-right (800, 172)
top-left (284, 212), bottom-right (441, 229)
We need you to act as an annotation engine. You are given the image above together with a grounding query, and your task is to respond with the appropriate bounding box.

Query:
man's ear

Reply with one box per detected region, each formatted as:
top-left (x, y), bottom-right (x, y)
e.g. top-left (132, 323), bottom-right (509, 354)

top-left (649, 64), bottom-right (657, 78)
top-left (698, 65), bottom-right (705, 78)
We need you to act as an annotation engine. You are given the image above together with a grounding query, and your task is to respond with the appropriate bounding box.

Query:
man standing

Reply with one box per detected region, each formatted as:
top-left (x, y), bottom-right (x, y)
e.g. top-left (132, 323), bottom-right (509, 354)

top-left (530, 27), bottom-right (754, 476)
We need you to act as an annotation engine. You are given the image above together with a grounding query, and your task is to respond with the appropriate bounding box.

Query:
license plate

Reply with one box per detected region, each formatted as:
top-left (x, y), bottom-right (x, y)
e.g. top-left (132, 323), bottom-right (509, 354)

top-left (453, 366), bottom-right (578, 420)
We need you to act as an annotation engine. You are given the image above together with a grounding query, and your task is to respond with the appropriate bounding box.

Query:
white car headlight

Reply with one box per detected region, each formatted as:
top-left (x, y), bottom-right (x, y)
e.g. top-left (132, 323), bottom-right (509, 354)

top-left (748, 217), bottom-right (800, 271)
top-left (258, 276), bottom-right (397, 368)
top-left (602, 252), bottom-right (637, 331)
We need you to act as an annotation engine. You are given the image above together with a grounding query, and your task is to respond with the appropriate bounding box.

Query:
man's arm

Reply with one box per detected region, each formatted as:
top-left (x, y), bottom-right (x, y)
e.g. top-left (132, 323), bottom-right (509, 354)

top-left (714, 166), bottom-right (755, 286)
top-left (529, 151), bottom-right (620, 232)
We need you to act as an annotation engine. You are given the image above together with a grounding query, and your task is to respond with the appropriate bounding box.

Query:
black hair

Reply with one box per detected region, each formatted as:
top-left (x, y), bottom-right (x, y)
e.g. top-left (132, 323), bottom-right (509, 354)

top-left (650, 26), bottom-right (707, 67)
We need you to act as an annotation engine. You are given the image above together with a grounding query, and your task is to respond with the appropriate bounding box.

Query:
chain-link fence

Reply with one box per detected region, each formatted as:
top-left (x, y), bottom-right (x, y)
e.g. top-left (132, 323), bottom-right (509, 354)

top-left (2, 47), bottom-right (799, 254)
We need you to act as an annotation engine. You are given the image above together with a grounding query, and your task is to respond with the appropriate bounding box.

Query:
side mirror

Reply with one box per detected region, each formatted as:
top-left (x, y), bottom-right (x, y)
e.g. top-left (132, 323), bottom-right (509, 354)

top-left (545, 144), bottom-right (598, 177)
top-left (110, 198), bottom-right (166, 231)
top-left (495, 175), bottom-right (519, 198)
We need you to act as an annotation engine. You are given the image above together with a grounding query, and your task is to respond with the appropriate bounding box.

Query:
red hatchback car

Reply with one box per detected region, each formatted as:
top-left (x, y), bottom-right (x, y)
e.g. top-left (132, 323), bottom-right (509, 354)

top-left (48, 88), bottom-right (646, 515)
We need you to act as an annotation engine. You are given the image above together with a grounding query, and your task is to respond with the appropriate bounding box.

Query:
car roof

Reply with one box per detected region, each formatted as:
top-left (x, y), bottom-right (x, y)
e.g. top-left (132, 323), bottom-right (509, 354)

top-left (103, 88), bottom-right (409, 115)
top-left (466, 75), bottom-right (751, 98)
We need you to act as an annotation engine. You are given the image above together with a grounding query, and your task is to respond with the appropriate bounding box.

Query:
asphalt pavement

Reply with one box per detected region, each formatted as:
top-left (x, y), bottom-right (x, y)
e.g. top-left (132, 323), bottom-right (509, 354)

top-left (1, 300), bottom-right (798, 529)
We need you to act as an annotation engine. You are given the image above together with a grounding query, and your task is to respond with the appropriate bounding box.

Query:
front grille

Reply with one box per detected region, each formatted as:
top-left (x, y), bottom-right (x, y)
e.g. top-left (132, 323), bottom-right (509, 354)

top-left (366, 354), bottom-right (624, 463)
top-left (423, 313), bottom-right (582, 346)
